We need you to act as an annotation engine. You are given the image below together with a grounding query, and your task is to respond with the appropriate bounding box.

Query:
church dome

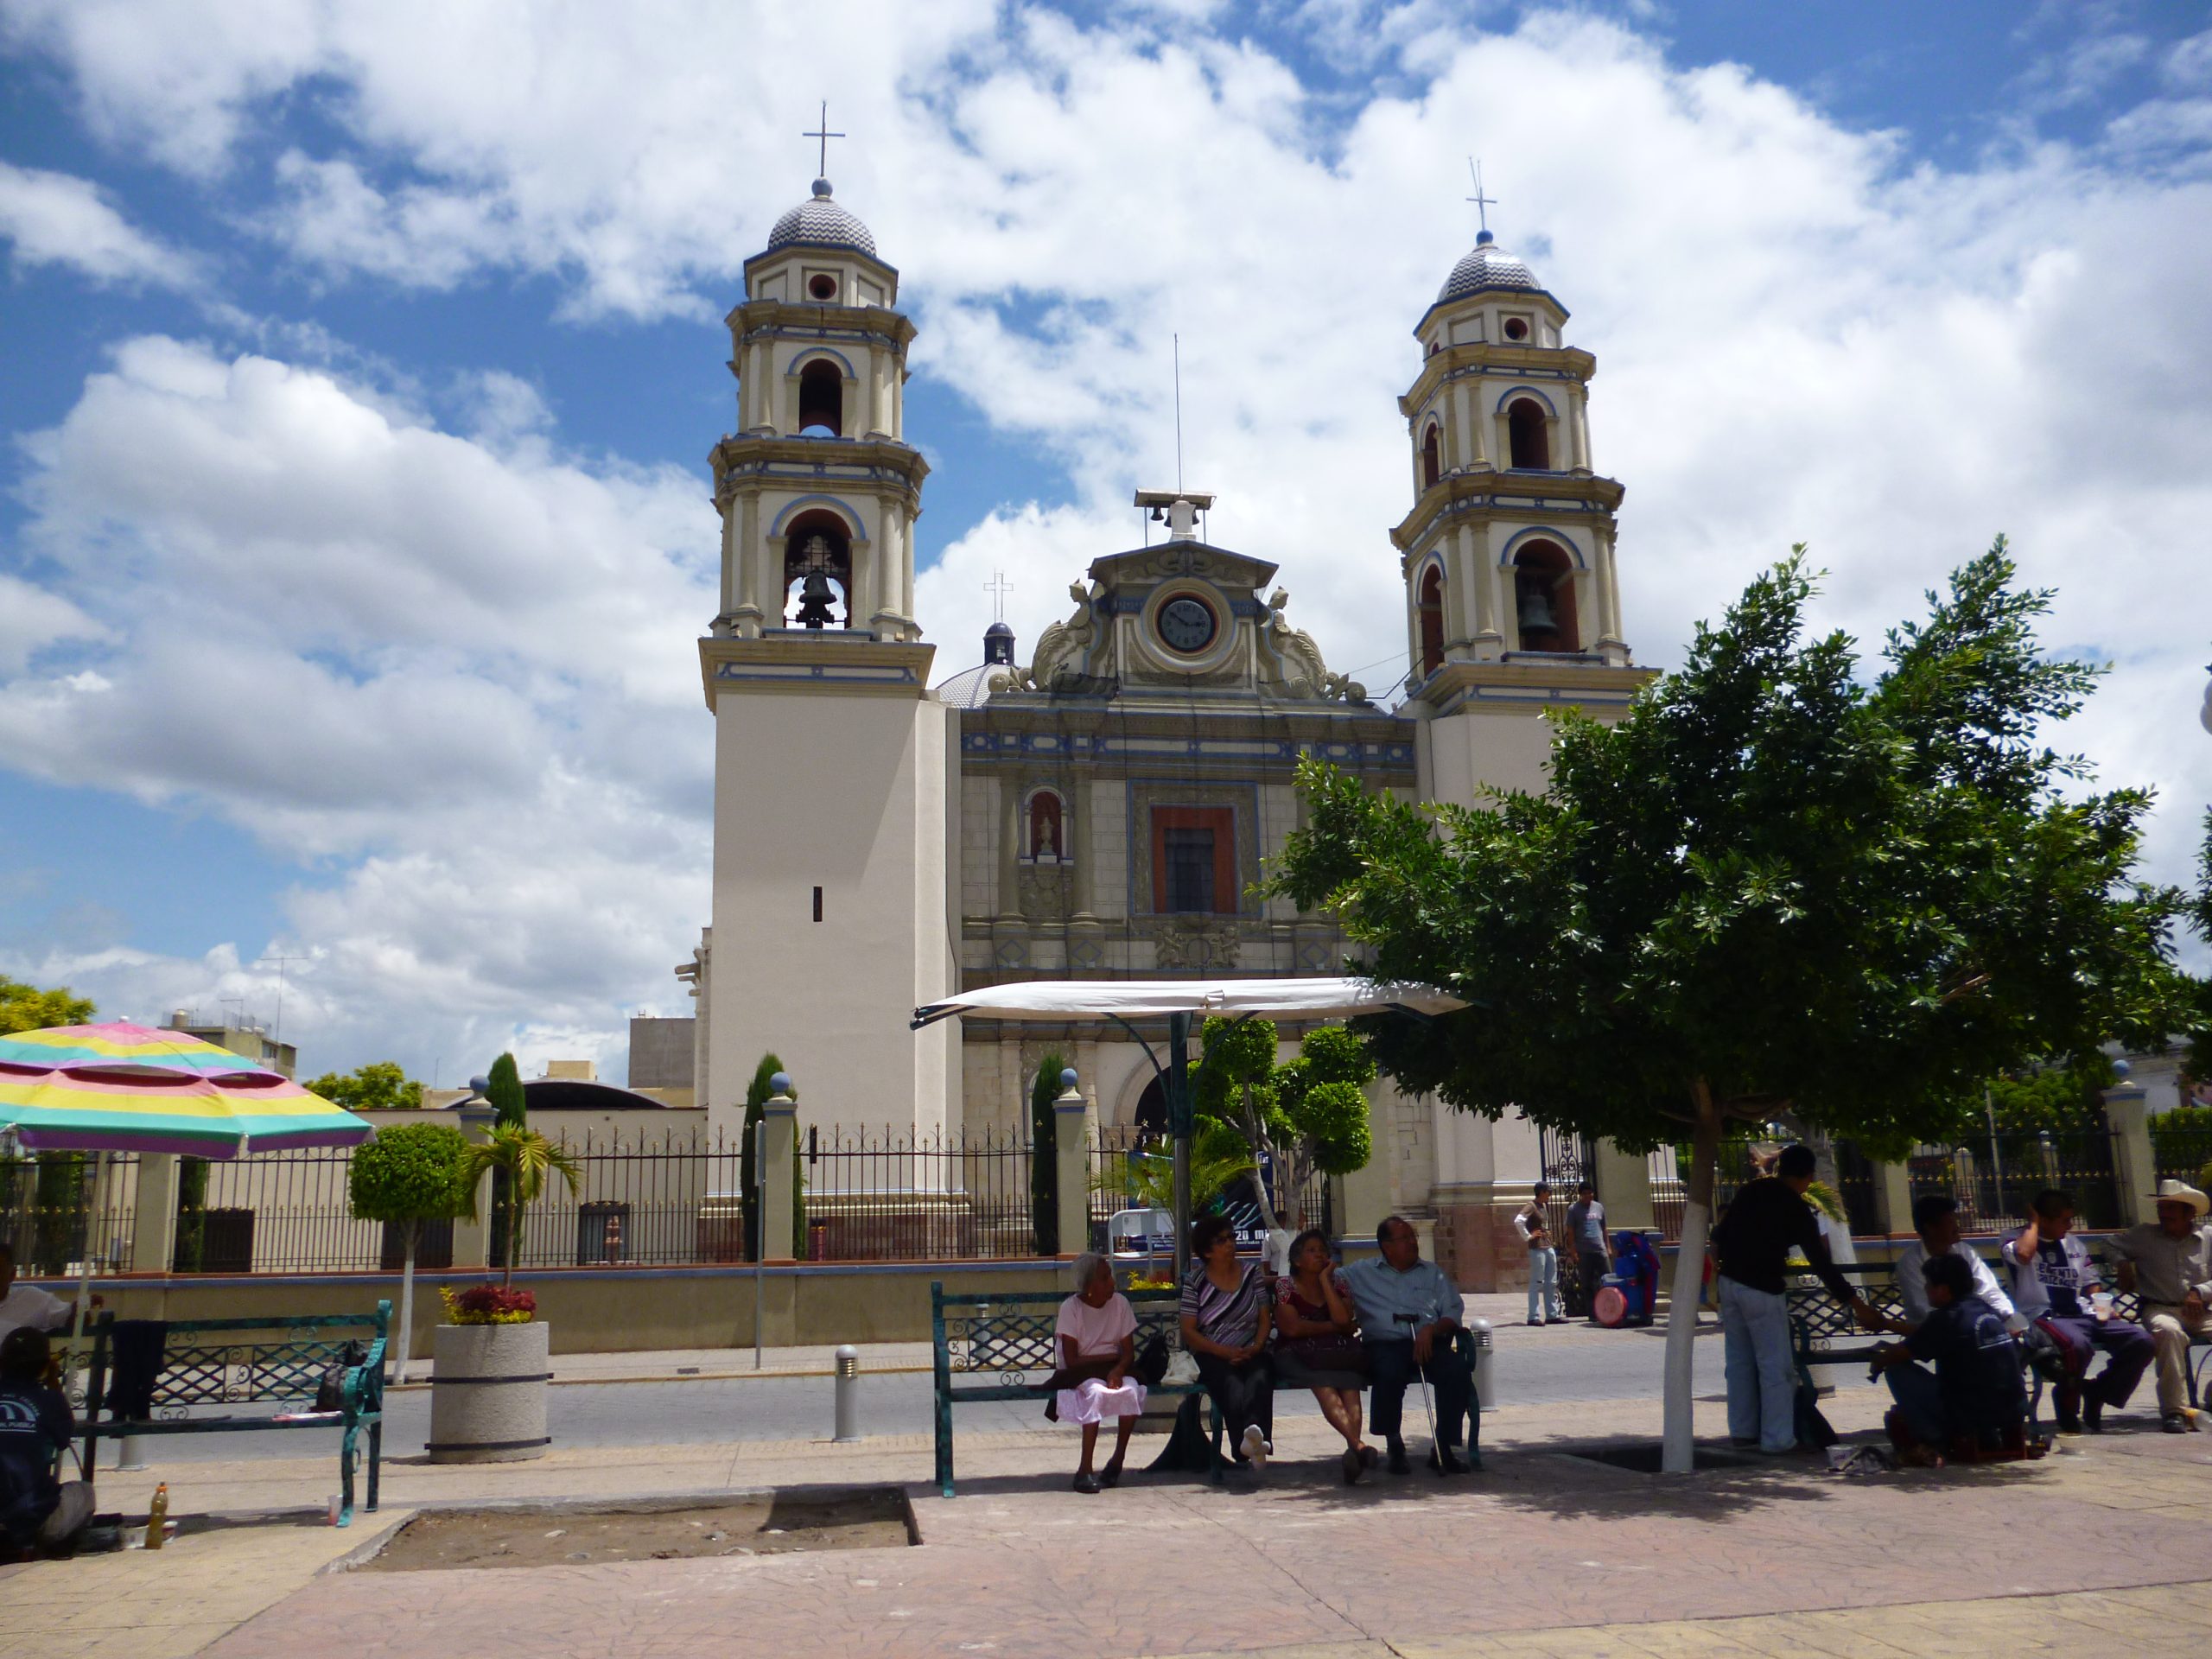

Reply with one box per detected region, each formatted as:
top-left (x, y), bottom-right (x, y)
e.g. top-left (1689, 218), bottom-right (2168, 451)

top-left (1438, 230), bottom-right (1540, 302)
top-left (766, 179), bottom-right (878, 258)
top-left (932, 662), bottom-right (1003, 710)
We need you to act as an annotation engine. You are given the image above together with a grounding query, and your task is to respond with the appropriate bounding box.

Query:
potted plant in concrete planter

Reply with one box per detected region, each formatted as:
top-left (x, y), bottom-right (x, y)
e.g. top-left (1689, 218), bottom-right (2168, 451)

top-left (428, 1125), bottom-right (580, 1464)
top-left (347, 1121), bottom-right (470, 1385)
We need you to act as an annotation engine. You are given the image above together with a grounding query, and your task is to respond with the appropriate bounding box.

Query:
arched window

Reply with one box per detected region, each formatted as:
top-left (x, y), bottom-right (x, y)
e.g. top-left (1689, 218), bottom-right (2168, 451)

top-left (1421, 424), bottom-right (1442, 489)
top-left (1027, 791), bottom-right (1065, 862)
top-left (1511, 540), bottom-right (1579, 653)
top-left (1417, 566), bottom-right (1445, 678)
top-left (782, 508), bottom-right (853, 629)
top-left (1507, 398), bottom-right (1550, 470)
top-left (797, 360), bottom-right (844, 437)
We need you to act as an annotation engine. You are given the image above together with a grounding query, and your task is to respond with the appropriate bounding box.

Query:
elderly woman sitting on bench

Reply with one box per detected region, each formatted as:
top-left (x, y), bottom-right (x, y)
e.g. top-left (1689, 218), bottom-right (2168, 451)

top-left (1051, 1252), bottom-right (1147, 1494)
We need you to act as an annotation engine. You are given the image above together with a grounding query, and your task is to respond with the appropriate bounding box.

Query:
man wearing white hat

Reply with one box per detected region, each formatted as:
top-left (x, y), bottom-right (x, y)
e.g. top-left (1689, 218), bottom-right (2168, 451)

top-left (2103, 1180), bottom-right (2212, 1433)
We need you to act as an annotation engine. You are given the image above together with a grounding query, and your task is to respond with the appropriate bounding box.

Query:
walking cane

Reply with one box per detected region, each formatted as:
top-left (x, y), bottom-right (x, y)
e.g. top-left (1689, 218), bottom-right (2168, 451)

top-left (1395, 1312), bottom-right (1441, 1467)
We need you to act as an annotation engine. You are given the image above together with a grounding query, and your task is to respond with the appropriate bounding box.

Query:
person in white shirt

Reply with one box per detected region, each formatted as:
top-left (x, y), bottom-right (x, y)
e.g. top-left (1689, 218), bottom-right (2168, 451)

top-left (1891, 1195), bottom-right (2016, 1328)
top-left (2002, 1188), bottom-right (2153, 1434)
top-left (1051, 1252), bottom-right (1146, 1494)
top-left (0, 1244), bottom-right (78, 1346)
top-left (1512, 1183), bottom-right (1563, 1325)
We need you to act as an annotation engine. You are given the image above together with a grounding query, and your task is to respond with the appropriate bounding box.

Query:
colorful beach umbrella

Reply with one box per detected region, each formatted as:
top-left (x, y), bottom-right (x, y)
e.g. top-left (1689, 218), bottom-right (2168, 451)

top-left (0, 1021), bottom-right (371, 1157)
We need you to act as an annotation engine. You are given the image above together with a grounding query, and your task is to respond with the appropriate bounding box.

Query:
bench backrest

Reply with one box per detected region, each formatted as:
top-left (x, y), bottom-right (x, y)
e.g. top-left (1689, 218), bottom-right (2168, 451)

top-left (1783, 1255), bottom-right (2142, 1353)
top-left (87, 1304), bottom-right (390, 1410)
top-left (931, 1286), bottom-right (1179, 1376)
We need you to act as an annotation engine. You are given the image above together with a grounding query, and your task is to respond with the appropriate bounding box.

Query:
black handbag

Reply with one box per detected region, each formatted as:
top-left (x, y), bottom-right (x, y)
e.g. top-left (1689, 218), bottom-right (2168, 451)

top-left (1133, 1331), bottom-right (1172, 1389)
top-left (312, 1339), bottom-right (368, 1412)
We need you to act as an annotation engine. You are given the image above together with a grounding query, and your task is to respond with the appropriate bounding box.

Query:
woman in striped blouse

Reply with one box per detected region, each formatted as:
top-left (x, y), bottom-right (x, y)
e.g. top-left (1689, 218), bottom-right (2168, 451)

top-left (1180, 1211), bottom-right (1274, 1469)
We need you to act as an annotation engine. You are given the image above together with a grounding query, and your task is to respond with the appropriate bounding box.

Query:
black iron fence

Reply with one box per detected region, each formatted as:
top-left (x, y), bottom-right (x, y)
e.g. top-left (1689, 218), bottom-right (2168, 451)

top-left (2151, 1110), bottom-right (2212, 1189)
top-left (0, 1152), bottom-right (137, 1276)
top-left (1906, 1125), bottom-right (2123, 1233)
top-left (792, 1124), bottom-right (1035, 1262)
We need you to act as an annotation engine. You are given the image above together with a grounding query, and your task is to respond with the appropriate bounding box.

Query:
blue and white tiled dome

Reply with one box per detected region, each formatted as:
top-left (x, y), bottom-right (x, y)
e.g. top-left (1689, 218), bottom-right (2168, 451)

top-left (766, 179), bottom-right (878, 258)
top-left (1438, 230), bottom-right (1541, 302)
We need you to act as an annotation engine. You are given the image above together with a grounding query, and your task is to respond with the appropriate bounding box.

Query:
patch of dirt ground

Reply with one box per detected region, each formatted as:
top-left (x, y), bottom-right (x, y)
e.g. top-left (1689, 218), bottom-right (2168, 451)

top-left (363, 1491), bottom-right (912, 1571)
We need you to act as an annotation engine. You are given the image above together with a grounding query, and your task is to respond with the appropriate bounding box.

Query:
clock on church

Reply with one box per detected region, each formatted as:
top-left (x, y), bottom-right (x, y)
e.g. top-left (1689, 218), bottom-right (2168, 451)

top-left (1157, 594), bottom-right (1217, 653)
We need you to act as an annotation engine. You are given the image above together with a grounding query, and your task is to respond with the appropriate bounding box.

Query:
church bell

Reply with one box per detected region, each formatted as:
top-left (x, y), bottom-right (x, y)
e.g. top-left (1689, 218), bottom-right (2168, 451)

top-left (1515, 573), bottom-right (1557, 635)
top-left (795, 569), bottom-right (839, 630)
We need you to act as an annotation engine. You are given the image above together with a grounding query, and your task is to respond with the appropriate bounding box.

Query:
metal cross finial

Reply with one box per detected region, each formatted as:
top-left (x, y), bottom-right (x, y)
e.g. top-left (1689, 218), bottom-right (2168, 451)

top-left (985, 569), bottom-right (1013, 623)
top-left (1465, 157), bottom-right (1496, 235)
top-left (805, 102), bottom-right (845, 178)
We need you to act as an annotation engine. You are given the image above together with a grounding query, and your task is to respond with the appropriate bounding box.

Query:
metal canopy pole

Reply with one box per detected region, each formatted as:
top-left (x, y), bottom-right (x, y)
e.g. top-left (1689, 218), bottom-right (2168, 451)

top-left (1167, 1013), bottom-right (1192, 1287)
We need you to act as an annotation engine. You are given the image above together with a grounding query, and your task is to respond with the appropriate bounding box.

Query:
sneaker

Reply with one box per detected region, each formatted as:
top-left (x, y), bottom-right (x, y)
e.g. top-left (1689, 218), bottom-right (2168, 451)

top-left (1526, 1319), bottom-right (1544, 1326)
top-left (1241, 1425), bottom-right (1270, 1469)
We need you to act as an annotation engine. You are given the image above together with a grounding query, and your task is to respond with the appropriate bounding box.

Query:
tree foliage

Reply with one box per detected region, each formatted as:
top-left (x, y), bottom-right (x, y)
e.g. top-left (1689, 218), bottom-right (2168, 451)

top-left (485, 1052), bottom-right (527, 1129)
top-left (348, 1122), bottom-right (471, 1227)
top-left (461, 1124), bottom-right (582, 1290)
top-left (1029, 1052), bottom-right (1066, 1255)
top-left (741, 1052), bottom-right (787, 1261)
top-left (1269, 545), bottom-right (2180, 1156)
top-left (0, 977), bottom-right (93, 1035)
top-left (306, 1061), bottom-right (424, 1113)
top-left (1193, 1017), bottom-right (1376, 1230)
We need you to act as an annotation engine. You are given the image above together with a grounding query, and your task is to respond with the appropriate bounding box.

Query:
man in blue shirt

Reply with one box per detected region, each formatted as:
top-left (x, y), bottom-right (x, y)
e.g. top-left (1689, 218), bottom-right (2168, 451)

top-left (1346, 1216), bottom-right (1471, 1475)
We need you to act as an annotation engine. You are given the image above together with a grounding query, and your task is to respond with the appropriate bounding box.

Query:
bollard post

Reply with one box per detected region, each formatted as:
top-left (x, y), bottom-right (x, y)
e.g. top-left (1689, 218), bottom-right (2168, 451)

top-left (116, 1434), bottom-right (147, 1471)
top-left (833, 1344), bottom-right (861, 1442)
top-left (1466, 1316), bottom-right (1497, 1408)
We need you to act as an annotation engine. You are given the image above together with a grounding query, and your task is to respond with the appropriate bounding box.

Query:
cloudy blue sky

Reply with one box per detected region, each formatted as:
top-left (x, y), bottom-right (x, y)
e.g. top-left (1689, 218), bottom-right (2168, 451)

top-left (1, 1), bottom-right (2207, 1089)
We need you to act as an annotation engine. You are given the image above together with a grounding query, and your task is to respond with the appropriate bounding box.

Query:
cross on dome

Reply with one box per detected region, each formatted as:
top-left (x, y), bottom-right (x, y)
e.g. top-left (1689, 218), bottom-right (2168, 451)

top-left (804, 101), bottom-right (845, 188)
top-left (1465, 156), bottom-right (1497, 245)
top-left (985, 569), bottom-right (1012, 624)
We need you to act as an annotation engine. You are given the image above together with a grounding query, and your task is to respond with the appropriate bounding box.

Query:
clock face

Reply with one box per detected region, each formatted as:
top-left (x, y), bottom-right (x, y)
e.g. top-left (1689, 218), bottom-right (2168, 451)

top-left (1158, 595), bottom-right (1217, 654)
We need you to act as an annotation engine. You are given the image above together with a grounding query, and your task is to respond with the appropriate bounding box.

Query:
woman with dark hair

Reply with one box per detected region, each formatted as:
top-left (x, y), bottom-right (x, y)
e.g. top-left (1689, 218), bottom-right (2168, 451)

top-left (1179, 1212), bottom-right (1274, 1469)
top-left (1274, 1227), bottom-right (1374, 1482)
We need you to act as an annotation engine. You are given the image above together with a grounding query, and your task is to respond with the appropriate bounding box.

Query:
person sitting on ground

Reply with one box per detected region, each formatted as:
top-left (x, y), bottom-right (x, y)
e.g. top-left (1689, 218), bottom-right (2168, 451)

top-left (0, 1326), bottom-right (92, 1560)
top-left (1051, 1251), bottom-right (1147, 1494)
top-left (0, 1243), bottom-right (92, 1346)
top-left (1345, 1216), bottom-right (1473, 1475)
top-left (1180, 1212), bottom-right (1275, 1471)
top-left (2002, 1187), bottom-right (2154, 1433)
top-left (1271, 1228), bottom-right (1375, 1484)
top-left (1565, 1181), bottom-right (1610, 1323)
top-left (1885, 1194), bottom-right (2017, 1331)
top-left (1709, 1144), bottom-right (1880, 1455)
top-left (1513, 1185), bottom-right (1563, 1325)
top-left (2100, 1179), bottom-right (2212, 1434)
top-left (1871, 1253), bottom-right (2036, 1466)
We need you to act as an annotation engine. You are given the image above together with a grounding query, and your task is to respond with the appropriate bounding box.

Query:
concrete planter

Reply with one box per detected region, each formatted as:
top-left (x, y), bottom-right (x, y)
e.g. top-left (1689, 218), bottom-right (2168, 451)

top-left (429, 1321), bottom-right (551, 1463)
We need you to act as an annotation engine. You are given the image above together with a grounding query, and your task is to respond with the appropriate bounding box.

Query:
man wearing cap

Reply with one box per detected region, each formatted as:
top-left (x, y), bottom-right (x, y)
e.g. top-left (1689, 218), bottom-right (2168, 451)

top-left (2102, 1180), bottom-right (2212, 1433)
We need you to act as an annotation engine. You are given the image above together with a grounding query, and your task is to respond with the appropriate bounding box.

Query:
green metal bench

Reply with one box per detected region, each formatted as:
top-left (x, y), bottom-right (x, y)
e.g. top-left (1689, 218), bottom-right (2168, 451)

top-left (931, 1283), bottom-right (1223, 1498)
top-left (80, 1302), bottom-right (388, 1525)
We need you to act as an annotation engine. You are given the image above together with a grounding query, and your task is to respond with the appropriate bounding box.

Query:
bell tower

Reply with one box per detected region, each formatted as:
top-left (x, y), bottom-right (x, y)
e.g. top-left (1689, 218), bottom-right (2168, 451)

top-left (696, 137), bottom-right (952, 1157)
top-left (1395, 200), bottom-right (1650, 804)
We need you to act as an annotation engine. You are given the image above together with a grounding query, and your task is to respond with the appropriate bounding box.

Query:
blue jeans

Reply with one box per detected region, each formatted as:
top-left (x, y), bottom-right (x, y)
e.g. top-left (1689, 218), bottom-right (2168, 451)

top-left (1885, 1361), bottom-right (1945, 1446)
top-left (1717, 1275), bottom-right (1796, 1452)
top-left (1526, 1246), bottom-right (1561, 1321)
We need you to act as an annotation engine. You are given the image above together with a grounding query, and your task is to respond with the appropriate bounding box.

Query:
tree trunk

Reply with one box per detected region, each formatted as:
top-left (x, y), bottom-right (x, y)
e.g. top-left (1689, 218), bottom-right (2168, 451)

top-left (504, 1189), bottom-right (521, 1292)
top-left (1243, 1101), bottom-right (1281, 1234)
top-left (393, 1224), bottom-right (418, 1385)
top-left (1662, 1078), bottom-right (1726, 1473)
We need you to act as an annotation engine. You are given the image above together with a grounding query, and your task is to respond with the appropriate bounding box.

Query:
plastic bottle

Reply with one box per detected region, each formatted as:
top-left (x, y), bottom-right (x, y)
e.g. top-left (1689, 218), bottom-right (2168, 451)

top-left (144, 1482), bottom-right (169, 1550)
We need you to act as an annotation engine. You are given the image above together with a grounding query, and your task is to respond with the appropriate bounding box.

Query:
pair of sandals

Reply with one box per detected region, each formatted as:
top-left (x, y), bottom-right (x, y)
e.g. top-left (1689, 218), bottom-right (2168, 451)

top-left (1339, 1444), bottom-right (1382, 1484)
top-left (1071, 1458), bottom-right (1125, 1494)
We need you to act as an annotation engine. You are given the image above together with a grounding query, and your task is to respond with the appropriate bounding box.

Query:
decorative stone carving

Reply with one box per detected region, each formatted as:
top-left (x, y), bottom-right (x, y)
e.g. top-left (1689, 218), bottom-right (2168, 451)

top-left (1017, 581), bottom-right (1097, 691)
top-left (1151, 918), bottom-right (1243, 970)
top-left (1016, 863), bottom-right (1073, 917)
top-left (1262, 588), bottom-right (1364, 702)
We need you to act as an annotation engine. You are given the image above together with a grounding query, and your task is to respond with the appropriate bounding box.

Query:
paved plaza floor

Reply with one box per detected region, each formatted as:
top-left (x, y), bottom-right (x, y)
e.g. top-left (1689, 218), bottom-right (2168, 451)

top-left (5, 1362), bottom-right (2208, 1659)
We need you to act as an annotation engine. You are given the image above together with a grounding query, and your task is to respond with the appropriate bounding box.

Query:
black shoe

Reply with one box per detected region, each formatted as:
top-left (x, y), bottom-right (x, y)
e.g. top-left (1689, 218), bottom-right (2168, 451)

top-left (2082, 1395), bottom-right (2106, 1433)
top-left (1386, 1442), bottom-right (1410, 1475)
top-left (2161, 1411), bottom-right (2190, 1434)
top-left (1427, 1447), bottom-right (1470, 1476)
top-left (1526, 1319), bottom-right (1544, 1326)
top-left (2055, 1396), bottom-right (2083, 1436)
top-left (1073, 1471), bottom-right (1101, 1494)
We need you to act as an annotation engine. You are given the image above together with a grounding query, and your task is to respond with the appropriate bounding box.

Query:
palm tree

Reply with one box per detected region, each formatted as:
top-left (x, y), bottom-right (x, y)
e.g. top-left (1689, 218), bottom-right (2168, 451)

top-left (461, 1125), bottom-right (582, 1290)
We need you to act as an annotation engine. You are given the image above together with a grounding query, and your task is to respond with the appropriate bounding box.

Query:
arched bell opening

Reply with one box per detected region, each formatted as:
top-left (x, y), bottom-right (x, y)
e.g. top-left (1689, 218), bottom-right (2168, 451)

top-left (1421, 423), bottom-right (1442, 490)
top-left (797, 360), bottom-right (845, 438)
top-left (1511, 540), bottom-right (1579, 653)
top-left (1417, 565), bottom-right (1446, 678)
top-left (1506, 398), bottom-right (1551, 470)
top-left (782, 509), bottom-right (854, 630)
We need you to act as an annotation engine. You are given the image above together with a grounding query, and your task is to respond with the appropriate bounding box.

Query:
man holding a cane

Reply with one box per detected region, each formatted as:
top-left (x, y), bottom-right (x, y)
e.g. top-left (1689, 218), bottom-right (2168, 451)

top-left (1347, 1216), bottom-right (1472, 1475)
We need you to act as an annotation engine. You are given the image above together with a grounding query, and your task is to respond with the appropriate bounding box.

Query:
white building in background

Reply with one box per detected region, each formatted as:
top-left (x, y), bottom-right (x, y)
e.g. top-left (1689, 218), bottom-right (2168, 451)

top-left (680, 172), bottom-right (1654, 1287)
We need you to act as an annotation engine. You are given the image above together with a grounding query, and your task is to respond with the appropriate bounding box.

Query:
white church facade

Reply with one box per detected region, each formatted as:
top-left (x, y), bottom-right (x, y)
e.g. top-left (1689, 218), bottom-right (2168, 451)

top-left (678, 169), bottom-right (1655, 1287)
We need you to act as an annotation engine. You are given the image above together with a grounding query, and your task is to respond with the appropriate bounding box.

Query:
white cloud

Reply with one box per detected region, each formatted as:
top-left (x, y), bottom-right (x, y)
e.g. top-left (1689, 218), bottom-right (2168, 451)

top-left (3, 3), bottom-right (2209, 1070)
top-left (0, 161), bottom-right (194, 286)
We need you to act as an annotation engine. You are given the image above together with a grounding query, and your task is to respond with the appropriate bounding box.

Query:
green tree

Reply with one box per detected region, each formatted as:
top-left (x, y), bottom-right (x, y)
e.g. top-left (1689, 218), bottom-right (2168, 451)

top-left (305, 1061), bottom-right (424, 1112)
top-left (485, 1052), bottom-right (526, 1128)
top-left (1193, 1018), bottom-right (1376, 1232)
top-left (1029, 1052), bottom-right (1067, 1256)
top-left (173, 1158), bottom-right (209, 1272)
top-left (1269, 545), bottom-right (2181, 1470)
top-left (461, 1125), bottom-right (582, 1292)
top-left (349, 1122), bottom-right (471, 1380)
top-left (0, 977), bottom-right (93, 1034)
top-left (740, 1054), bottom-right (785, 1261)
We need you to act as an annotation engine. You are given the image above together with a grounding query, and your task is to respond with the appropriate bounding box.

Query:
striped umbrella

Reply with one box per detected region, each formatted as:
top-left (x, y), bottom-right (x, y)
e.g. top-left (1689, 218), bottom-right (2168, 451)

top-left (0, 1021), bottom-right (371, 1157)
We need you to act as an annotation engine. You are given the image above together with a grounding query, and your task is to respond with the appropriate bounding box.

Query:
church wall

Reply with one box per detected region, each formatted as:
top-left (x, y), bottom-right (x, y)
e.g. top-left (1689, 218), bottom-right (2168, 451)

top-left (706, 688), bottom-right (949, 1142)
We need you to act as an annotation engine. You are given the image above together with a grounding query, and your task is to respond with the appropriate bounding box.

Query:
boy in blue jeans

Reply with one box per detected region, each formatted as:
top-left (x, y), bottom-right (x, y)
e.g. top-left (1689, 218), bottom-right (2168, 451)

top-left (1872, 1253), bottom-right (2037, 1465)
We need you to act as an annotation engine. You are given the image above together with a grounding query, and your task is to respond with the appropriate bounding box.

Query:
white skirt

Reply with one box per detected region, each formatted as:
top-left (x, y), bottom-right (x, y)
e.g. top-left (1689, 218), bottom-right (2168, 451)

top-left (1056, 1376), bottom-right (1148, 1424)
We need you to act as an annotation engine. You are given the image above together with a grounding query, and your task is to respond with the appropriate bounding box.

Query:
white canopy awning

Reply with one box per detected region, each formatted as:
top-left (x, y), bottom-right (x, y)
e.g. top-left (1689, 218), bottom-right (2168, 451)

top-left (911, 976), bottom-right (1466, 1029)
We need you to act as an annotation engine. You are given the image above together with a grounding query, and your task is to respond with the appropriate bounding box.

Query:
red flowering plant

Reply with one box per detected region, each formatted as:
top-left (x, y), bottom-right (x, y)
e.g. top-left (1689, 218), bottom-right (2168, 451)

top-left (439, 1284), bottom-right (537, 1325)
